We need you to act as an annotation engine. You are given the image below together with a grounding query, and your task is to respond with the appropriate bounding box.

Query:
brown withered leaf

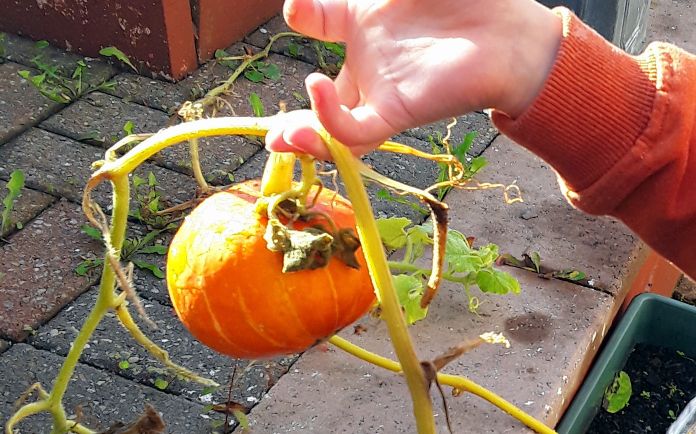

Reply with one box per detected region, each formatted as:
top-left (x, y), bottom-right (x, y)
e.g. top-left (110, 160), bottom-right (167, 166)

top-left (212, 400), bottom-right (249, 415)
top-left (99, 405), bottom-right (164, 434)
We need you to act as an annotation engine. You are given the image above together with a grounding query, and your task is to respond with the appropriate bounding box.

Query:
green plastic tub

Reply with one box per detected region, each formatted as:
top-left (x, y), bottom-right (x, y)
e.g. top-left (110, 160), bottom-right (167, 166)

top-left (557, 293), bottom-right (696, 433)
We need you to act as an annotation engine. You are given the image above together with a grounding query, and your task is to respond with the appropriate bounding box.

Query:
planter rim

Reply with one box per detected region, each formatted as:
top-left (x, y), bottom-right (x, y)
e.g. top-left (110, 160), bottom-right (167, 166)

top-left (557, 293), bottom-right (696, 433)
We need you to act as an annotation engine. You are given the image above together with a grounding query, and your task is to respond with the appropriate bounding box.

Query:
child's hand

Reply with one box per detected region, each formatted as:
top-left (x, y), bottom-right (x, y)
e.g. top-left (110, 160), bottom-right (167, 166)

top-left (266, 0), bottom-right (562, 159)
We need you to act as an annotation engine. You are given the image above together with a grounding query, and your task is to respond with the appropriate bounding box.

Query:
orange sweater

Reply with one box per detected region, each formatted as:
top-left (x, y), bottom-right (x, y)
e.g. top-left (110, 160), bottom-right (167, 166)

top-left (492, 8), bottom-right (696, 281)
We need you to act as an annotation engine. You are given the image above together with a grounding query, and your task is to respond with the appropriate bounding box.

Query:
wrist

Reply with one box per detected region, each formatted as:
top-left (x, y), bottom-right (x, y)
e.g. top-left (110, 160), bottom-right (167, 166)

top-left (496, 2), bottom-right (563, 118)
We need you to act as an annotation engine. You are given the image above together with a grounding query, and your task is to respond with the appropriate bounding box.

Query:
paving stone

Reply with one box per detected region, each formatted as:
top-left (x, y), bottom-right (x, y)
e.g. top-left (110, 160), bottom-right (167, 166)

top-left (0, 33), bottom-right (115, 88)
top-left (0, 344), bottom-right (218, 433)
top-left (103, 72), bottom-right (192, 113)
top-left (404, 112), bottom-right (499, 157)
top-left (446, 135), bottom-right (640, 297)
top-left (245, 16), bottom-right (342, 71)
top-left (244, 265), bottom-right (614, 433)
top-left (0, 200), bottom-right (100, 341)
top-left (674, 275), bottom-right (696, 304)
top-left (29, 288), bottom-right (295, 411)
top-left (214, 44), bottom-right (315, 117)
top-left (40, 92), bottom-right (170, 147)
top-left (0, 128), bottom-right (199, 211)
top-left (0, 61), bottom-right (63, 145)
top-left (0, 180), bottom-right (55, 239)
top-left (39, 91), bottom-right (261, 185)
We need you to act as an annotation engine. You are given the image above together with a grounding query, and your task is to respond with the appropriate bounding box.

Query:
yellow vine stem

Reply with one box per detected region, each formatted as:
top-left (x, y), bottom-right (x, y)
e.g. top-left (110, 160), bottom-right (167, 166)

top-left (317, 131), bottom-right (436, 433)
top-left (328, 335), bottom-right (557, 434)
top-left (5, 115), bottom-right (548, 434)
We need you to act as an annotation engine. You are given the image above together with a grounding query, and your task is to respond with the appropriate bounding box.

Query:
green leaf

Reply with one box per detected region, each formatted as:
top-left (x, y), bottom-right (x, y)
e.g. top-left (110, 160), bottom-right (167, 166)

top-left (555, 269), bottom-right (586, 281)
top-left (80, 224), bottom-right (103, 241)
top-left (75, 259), bottom-right (102, 276)
top-left (244, 69), bottom-right (264, 83)
top-left (214, 49), bottom-right (229, 59)
top-left (132, 175), bottom-right (146, 188)
top-left (445, 230), bottom-right (481, 274)
top-left (1, 170), bottom-right (25, 233)
top-left (406, 225), bottom-right (433, 261)
top-left (475, 269), bottom-right (521, 295)
top-left (603, 371), bottom-right (632, 413)
top-left (322, 42), bottom-right (346, 59)
top-left (529, 251), bottom-right (542, 273)
top-left (393, 274), bottom-right (428, 324)
top-left (35, 40), bottom-right (49, 49)
top-left (153, 378), bottom-right (169, 390)
top-left (138, 245), bottom-right (167, 255)
top-left (233, 409), bottom-right (250, 429)
top-left (118, 360), bottom-right (130, 370)
top-left (99, 46), bottom-right (137, 72)
top-left (468, 156), bottom-right (487, 174)
top-left (132, 259), bottom-right (165, 279)
top-left (258, 62), bottom-right (280, 80)
top-left (248, 92), bottom-right (265, 117)
top-left (375, 217), bottom-right (411, 250)
top-left (123, 120), bottom-right (135, 136)
top-left (287, 41), bottom-right (301, 57)
top-left (147, 171), bottom-right (157, 186)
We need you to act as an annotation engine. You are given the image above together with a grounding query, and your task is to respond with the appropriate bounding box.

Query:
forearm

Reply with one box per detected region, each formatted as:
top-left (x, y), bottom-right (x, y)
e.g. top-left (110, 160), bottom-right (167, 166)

top-left (492, 8), bottom-right (696, 279)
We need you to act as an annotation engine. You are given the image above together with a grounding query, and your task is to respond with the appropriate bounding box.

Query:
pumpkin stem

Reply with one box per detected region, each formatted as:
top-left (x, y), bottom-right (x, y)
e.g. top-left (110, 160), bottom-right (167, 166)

top-left (261, 151), bottom-right (296, 196)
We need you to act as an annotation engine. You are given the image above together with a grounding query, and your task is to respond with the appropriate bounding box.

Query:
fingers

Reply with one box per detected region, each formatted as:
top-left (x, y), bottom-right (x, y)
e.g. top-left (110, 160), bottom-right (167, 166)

top-left (265, 110), bottom-right (377, 161)
top-left (333, 67), bottom-right (360, 108)
top-left (305, 73), bottom-right (395, 147)
top-left (283, 0), bottom-right (349, 42)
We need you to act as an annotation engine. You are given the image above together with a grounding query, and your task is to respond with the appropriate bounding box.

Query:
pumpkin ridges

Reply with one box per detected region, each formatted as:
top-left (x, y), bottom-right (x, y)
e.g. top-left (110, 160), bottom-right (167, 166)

top-left (198, 286), bottom-right (250, 356)
top-left (167, 180), bottom-right (376, 358)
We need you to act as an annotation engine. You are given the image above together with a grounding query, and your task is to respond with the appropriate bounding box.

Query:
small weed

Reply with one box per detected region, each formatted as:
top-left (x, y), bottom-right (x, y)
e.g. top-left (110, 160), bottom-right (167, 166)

top-left (376, 188), bottom-right (429, 216)
top-left (118, 360), bottom-right (130, 370)
top-left (130, 172), bottom-right (175, 229)
top-left (18, 40), bottom-right (115, 103)
top-left (98, 46), bottom-right (137, 72)
top-left (1, 169), bottom-right (25, 235)
top-left (248, 92), bottom-right (265, 117)
top-left (312, 41), bottom-right (345, 76)
top-left (429, 131), bottom-right (486, 200)
top-left (153, 378), bottom-right (169, 390)
top-left (603, 371), bottom-right (632, 414)
top-left (640, 390), bottom-right (651, 399)
top-left (244, 61), bottom-right (280, 83)
top-left (76, 223), bottom-right (170, 278)
top-left (0, 33), bottom-right (6, 58)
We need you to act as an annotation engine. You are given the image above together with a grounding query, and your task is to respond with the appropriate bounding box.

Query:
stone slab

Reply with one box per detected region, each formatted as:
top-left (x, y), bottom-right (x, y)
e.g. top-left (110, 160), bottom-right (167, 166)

top-left (103, 72), bottom-right (192, 114)
top-left (0, 344), bottom-right (218, 433)
top-left (0, 128), bottom-right (199, 211)
top-left (0, 180), bottom-right (55, 239)
top-left (404, 112), bottom-right (499, 157)
top-left (39, 91), bottom-right (262, 185)
top-left (448, 135), bottom-right (640, 297)
top-left (0, 200), bottom-right (100, 341)
top-left (29, 288), bottom-right (295, 409)
top-left (0, 61), bottom-right (63, 145)
top-left (244, 16), bottom-right (342, 72)
top-left (242, 266), bottom-right (613, 433)
top-left (40, 91), bottom-right (170, 148)
top-left (0, 33), bottom-right (115, 88)
top-left (214, 44), bottom-right (316, 117)
top-left (648, 0), bottom-right (696, 53)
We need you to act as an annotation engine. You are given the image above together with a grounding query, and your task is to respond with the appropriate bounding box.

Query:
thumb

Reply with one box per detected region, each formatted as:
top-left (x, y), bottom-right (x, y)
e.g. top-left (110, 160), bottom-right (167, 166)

top-left (283, 0), bottom-right (350, 42)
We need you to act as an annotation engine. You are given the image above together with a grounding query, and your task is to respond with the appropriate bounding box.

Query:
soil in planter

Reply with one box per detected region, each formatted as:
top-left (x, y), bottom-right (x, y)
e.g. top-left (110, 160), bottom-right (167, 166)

top-left (588, 343), bottom-right (696, 433)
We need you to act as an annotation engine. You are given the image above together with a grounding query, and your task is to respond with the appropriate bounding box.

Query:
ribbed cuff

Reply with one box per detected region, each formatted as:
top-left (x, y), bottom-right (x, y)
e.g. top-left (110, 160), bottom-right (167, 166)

top-left (492, 7), bottom-right (657, 194)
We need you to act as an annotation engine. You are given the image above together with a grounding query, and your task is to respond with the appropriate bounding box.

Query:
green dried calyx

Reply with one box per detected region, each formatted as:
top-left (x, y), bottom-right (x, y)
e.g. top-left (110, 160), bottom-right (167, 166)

top-left (264, 219), bottom-right (361, 272)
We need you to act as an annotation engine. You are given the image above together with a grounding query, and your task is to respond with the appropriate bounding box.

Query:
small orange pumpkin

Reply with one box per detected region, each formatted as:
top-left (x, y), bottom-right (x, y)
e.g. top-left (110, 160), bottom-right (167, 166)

top-left (166, 179), bottom-right (376, 358)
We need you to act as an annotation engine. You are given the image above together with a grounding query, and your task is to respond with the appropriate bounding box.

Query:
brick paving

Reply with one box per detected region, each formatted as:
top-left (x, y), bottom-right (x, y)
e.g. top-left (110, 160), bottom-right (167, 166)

top-left (0, 1), bottom-right (693, 432)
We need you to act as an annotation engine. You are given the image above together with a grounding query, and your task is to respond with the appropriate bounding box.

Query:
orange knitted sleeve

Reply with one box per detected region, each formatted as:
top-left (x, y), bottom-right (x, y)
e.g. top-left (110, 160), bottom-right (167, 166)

top-left (492, 8), bottom-right (696, 279)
